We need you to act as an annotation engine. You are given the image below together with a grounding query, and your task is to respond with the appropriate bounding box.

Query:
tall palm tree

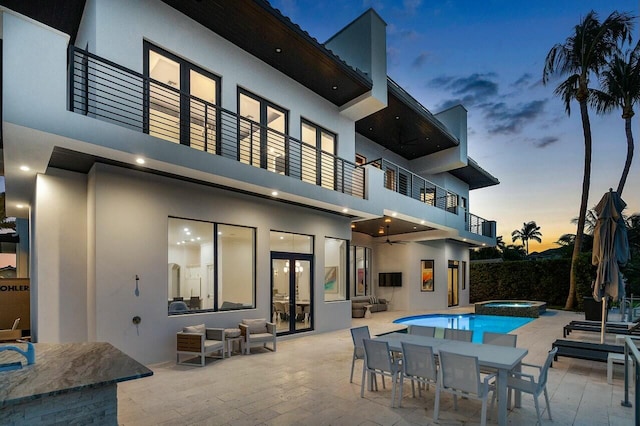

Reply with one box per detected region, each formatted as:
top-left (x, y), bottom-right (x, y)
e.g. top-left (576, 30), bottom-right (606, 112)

top-left (511, 221), bottom-right (543, 255)
top-left (591, 40), bottom-right (640, 196)
top-left (543, 10), bottom-right (633, 310)
top-left (571, 207), bottom-right (599, 235)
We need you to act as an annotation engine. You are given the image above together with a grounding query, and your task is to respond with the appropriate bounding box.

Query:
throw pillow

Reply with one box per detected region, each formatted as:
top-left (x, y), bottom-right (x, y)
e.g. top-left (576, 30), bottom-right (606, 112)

top-left (183, 324), bottom-right (206, 334)
top-left (242, 318), bottom-right (267, 334)
top-left (370, 296), bottom-right (378, 304)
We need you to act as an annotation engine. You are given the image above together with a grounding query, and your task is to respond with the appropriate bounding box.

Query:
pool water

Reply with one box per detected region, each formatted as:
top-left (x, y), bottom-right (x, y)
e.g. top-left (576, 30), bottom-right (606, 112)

top-left (393, 314), bottom-right (534, 343)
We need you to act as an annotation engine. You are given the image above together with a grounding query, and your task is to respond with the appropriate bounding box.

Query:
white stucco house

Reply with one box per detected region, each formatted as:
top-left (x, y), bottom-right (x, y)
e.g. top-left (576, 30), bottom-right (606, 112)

top-left (0, 0), bottom-right (498, 364)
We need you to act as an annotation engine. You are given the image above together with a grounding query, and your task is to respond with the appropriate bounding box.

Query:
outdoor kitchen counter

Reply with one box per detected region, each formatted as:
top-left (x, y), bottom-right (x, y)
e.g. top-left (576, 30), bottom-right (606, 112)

top-left (0, 342), bottom-right (152, 425)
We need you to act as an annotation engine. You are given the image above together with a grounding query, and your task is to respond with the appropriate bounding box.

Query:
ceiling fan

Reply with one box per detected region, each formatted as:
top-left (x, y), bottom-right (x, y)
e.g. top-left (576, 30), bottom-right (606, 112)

top-left (378, 224), bottom-right (406, 245)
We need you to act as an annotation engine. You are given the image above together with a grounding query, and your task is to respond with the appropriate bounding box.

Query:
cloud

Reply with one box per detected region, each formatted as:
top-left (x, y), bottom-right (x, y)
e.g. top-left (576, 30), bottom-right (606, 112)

top-left (411, 51), bottom-right (431, 69)
top-left (429, 73), bottom-right (499, 108)
top-left (485, 100), bottom-right (547, 135)
top-left (534, 136), bottom-right (560, 148)
top-left (511, 73), bottom-right (532, 89)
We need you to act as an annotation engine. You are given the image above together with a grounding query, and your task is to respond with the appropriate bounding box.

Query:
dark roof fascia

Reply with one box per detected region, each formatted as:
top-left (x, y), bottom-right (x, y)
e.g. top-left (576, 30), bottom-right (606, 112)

top-left (387, 77), bottom-right (459, 147)
top-left (252, 0), bottom-right (373, 86)
top-left (449, 157), bottom-right (500, 190)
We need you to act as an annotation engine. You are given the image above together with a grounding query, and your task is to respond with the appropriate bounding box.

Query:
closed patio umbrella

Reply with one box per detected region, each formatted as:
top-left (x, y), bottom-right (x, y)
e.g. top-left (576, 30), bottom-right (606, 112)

top-left (592, 189), bottom-right (630, 343)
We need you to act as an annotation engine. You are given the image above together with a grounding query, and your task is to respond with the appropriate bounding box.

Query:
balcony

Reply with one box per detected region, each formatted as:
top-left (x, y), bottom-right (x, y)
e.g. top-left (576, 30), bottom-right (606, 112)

top-left (373, 159), bottom-right (495, 238)
top-left (67, 46), bottom-right (365, 199)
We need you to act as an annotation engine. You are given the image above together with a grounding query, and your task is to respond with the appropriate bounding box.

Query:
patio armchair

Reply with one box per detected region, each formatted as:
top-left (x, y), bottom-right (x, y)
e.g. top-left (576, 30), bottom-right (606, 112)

top-left (435, 350), bottom-right (496, 426)
top-left (399, 342), bottom-right (438, 407)
top-left (492, 347), bottom-right (558, 425)
top-left (239, 318), bottom-right (276, 354)
top-left (176, 324), bottom-right (225, 366)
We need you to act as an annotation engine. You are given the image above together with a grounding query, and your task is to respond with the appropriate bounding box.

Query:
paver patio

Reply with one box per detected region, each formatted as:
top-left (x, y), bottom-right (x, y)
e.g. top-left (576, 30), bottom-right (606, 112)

top-left (117, 308), bottom-right (636, 425)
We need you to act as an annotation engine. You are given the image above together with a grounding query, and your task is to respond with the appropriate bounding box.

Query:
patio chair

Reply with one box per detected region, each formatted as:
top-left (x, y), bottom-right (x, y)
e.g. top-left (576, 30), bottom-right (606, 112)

top-left (399, 342), bottom-right (437, 407)
top-left (176, 324), bottom-right (225, 366)
top-left (168, 301), bottom-right (189, 314)
top-left (492, 347), bottom-right (558, 425)
top-left (444, 328), bottom-right (473, 342)
top-left (273, 301), bottom-right (289, 324)
top-left (350, 326), bottom-right (370, 383)
top-left (408, 324), bottom-right (436, 337)
top-left (435, 350), bottom-right (496, 426)
top-left (361, 339), bottom-right (402, 407)
top-left (239, 318), bottom-right (276, 354)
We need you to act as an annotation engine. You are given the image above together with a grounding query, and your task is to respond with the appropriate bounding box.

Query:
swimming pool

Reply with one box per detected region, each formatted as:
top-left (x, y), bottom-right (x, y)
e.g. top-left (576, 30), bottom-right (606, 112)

top-left (393, 314), bottom-right (534, 343)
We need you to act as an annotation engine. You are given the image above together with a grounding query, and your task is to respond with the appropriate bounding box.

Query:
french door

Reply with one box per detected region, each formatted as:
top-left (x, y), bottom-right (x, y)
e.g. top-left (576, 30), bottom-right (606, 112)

top-left (271, 252), bottom-right (313, 335)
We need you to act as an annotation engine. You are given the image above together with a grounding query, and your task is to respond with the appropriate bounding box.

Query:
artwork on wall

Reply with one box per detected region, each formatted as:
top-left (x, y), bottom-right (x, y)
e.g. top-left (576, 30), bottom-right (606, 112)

top-left (421, 260), bottom-right (434, 292)
top-left (356, 268), bottom-right (365, 296)
top-left (324, 266), bottom-right (338, 293)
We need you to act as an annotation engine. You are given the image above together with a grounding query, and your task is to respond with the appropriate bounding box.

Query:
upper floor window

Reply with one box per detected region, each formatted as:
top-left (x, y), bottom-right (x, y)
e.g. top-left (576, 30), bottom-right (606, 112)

top-left (301, 120), bottom-right (336, 189)
top-left (144, 42), bottom-right (220, 152)
top-left (238, 89), bottom-right (288, 173)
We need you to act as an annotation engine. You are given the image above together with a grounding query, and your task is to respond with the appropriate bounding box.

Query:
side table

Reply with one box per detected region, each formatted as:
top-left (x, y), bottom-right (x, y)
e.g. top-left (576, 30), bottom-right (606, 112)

top-left (364, 304), bottom-right (373, 319)
top-left (224, 328), bottom-right (245, 357)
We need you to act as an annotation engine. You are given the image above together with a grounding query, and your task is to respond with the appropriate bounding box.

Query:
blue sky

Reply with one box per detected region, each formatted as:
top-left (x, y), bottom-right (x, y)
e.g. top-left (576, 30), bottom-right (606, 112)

top-left (271, 0), bottom-right (640, 251)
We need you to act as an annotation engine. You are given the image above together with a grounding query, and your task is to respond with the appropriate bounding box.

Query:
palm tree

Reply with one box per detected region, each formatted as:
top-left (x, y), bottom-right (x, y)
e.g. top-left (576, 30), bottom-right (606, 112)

top-left (571, 207), bottom-right (599, 236)
top-left (543, 10), bottom-right (633, 310)
top-left (511, 221), bottom-right (543, 255)
top-left (591, 40), bottom-right (640, 196)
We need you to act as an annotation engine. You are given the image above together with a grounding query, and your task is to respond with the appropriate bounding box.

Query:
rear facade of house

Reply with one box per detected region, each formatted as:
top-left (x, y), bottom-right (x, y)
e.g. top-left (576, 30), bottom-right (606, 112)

top-left (0, 0), bottom-right (498, 364)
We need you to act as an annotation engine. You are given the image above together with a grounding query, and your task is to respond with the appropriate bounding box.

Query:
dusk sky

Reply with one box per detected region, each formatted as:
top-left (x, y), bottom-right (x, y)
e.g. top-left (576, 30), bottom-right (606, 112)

top-left (271, 0), bottom-right (640, 252)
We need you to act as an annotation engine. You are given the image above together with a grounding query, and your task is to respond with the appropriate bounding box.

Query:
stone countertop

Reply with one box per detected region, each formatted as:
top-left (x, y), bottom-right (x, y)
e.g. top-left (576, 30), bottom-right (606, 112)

top-left (0, 342), bottom-right (153, 407)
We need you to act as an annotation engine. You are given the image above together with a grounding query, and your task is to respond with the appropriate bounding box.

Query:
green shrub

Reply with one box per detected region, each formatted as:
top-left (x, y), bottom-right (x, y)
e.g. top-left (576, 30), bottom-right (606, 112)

top-left (470, 255), bottom-right (595, 310)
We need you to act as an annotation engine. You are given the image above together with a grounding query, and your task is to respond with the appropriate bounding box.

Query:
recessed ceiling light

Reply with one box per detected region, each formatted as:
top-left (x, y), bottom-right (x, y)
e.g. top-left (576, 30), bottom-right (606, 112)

top-left (279, 236), bottom-right (284, 240)
top-left (413, 226), bottom-right (417, 229)
top-left (378, 228), bottom-right (385, 234)
top-left (391, 212), bottom-right (398, 217)
top-left (369, 127), bottom-right (373, 131)
top-left (332, 85), bottom-right (338, 90)
top-left (420, 220), bottom-right (425, 224)
top-left (482, 243), bottom-right (486, 246)
top-left (463, 238), bottom-right (467, 242)
top-left (177, 242), bottom-right (181, 245)
top-left (342, 208), bottom-right (349, 213)
top-left (136, 158), bottom-right (145, 165)
top-left (184, 228), bottom-right (189, 232)
top-left (384, 218), bottom-right (391, 223)
top-left (196, 237), bottom-right (201, 241)
top-left (395, 116), bottom-right (399, 120)
top-left (218, 231), bottom-right (222, 235)
top-left (271, 191), bottom-right (278, 196)
top-left (19, 165), bottom-right (30, 172)
top-left (186, 232), bottom-right (191, 235)
top-left (275, 48), bottom-right (282, 53)
top-left (16, 204), bottom-right (25, 209)
top-left (190, 238), bottom-right (195, 242)
top-left (351, 224), bottom-right (356, 229)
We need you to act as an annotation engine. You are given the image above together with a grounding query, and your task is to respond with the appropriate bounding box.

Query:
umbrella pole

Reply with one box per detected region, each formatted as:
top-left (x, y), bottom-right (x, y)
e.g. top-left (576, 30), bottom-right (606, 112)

top-left (601, 296), bottom-right (607, 344)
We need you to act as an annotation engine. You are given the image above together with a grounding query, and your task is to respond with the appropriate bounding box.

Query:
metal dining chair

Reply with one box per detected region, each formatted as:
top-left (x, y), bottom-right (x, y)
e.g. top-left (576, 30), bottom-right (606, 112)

top-left (399, 342), bottom-right (438, 407)
top-left (408, 324), bottom-right (436, 337)
top-left (491, 347), bottom-right (558, 425)
top-left (361, 339), bottom-right (402, 407)
top-left (435, 350), bottom-right (496, 426)
top-left (349, 326), bottom-right (370, 383)
top-left (444, 328), bottom-right (473, 342)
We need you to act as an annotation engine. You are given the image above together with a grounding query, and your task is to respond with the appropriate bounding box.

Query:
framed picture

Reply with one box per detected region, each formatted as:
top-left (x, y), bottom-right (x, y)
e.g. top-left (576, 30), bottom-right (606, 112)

top-left (356, 268), bottom-right (365, 296)
top-left (324, 266), bottom-right (338, 294)
top-left (421, 260), bottom-right (434, 292)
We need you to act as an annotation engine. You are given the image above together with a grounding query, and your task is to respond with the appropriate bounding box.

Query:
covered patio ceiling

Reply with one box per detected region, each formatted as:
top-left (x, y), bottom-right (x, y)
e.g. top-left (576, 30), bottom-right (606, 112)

top-left (351, 216), bottom-right (434, 238)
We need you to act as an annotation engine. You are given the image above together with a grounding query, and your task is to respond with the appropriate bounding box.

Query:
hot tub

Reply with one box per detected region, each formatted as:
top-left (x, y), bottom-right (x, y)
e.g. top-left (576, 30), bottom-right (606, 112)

top-left (474, 300), bottom-right (546, 318)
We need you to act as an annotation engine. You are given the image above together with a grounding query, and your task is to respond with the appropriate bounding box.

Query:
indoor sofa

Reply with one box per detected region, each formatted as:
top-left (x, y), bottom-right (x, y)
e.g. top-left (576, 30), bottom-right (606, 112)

top-left (351, 295), bottom-right (388, 318)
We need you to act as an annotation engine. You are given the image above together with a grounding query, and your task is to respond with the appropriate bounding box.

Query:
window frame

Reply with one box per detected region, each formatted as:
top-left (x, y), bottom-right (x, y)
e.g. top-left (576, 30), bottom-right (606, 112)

top-left (300, 118), bottom-right (337, 187)
top-left (143, 41), bottom-right (222, 150)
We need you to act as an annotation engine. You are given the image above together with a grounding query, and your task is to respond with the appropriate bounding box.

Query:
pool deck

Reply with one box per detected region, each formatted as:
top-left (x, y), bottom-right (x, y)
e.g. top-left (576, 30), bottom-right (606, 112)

top-left (118, 307), bottom-right (635, 425)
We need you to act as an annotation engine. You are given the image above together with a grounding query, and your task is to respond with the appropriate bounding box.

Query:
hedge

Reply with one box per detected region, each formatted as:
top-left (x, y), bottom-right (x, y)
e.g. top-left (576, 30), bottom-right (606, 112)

top-left (470, 253), bottom-right (595, 310)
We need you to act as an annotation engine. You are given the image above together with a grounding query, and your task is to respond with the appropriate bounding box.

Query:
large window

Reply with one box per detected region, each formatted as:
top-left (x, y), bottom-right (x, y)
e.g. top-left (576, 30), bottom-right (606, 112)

top-left (144, 42), bottom-right (220, 151)
top-left (301, 120), bottom-right (336, 189)
top-left (324, 237), bottom-right (347, 301)
top-left (168, 218), bottom-right (255, 315)
top-left (238, 90), bottom-right (288, 172)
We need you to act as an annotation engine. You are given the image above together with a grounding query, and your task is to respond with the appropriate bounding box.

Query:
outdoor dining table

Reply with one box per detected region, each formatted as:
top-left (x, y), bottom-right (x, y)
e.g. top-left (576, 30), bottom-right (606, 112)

top-left (374, 332), bottom-right (528, 426)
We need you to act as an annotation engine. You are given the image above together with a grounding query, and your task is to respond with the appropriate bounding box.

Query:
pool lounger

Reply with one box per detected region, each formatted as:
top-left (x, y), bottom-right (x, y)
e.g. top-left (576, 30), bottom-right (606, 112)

top-left (551, 339), bottom-right (624, 365)
top-left (563, 321), bottom-right (640, 338)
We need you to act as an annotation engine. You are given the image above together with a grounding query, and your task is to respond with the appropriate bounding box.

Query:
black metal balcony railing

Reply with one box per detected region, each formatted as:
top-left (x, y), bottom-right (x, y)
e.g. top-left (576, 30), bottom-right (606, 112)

top-left (68, 46), bottom-right (365, 199)
top-left (372, 159), bottom-right (494, 238)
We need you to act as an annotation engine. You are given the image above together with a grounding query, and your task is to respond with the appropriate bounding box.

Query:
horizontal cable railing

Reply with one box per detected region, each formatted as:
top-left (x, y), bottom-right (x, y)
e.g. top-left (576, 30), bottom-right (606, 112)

top-left (68, 46), bottom-right (365, 199)
top-left (367, 158), bottom-right (493, 237)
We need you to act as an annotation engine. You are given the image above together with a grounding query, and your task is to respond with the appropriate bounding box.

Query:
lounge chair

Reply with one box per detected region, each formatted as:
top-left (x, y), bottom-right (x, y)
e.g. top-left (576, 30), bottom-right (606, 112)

top-left (563, 320), bottom-right (640, 338)
top-left (551, 339), bottom-right (623, 365)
